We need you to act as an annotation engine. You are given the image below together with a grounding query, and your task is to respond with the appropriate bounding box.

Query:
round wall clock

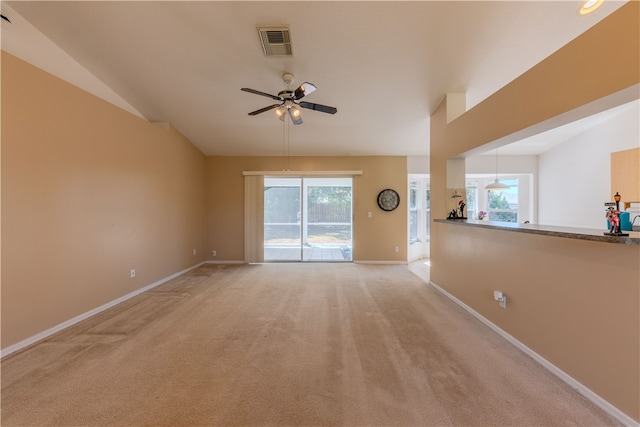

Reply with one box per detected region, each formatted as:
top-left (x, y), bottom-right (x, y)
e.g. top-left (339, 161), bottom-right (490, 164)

top-left (377, 189), bottom-right (400, 212)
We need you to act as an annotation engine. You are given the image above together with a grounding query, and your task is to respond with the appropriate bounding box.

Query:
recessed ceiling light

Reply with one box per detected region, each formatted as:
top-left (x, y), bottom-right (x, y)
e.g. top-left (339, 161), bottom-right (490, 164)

top-left (579, 0), bottom-right (604, 15)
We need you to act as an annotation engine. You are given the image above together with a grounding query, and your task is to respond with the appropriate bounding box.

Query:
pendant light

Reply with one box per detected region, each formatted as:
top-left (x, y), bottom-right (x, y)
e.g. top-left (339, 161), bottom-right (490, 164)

top-left (579, 0), bottom-right (604, 15)
top-left (485, 148), bottom-right (510, 191)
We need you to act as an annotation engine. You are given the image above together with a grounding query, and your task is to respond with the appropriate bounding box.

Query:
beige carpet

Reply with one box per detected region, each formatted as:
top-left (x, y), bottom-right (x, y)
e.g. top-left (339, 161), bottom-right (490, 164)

top-left (1, 263), bottom-right (620, 426)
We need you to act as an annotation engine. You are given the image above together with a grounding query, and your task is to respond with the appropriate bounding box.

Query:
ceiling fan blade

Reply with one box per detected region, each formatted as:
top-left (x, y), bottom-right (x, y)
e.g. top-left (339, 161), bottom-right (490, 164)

top-left (299, 101), bottom-right (337, 115)
top-left (248, 104), bottom-right (281, 116)
top-left (293, 82), bottom-right (317, 100)
top-left (241, 88), bottom-right (283, 101)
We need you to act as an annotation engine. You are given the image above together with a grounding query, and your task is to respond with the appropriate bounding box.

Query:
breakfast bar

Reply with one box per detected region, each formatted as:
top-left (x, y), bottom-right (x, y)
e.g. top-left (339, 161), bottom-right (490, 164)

top-left (433, 218), bottom-right (640, 245)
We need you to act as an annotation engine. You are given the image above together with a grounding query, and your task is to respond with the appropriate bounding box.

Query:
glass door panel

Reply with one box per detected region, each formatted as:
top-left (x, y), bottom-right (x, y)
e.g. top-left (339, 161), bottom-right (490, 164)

top-left (264, 177), bottom-right (302, 261)
top-left (303, 178), bottom-right (352, 262)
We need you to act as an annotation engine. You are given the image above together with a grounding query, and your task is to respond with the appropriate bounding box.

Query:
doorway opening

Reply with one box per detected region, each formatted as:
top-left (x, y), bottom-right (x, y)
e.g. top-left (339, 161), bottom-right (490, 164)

top-left (264, 177), bottom-right (353, 262)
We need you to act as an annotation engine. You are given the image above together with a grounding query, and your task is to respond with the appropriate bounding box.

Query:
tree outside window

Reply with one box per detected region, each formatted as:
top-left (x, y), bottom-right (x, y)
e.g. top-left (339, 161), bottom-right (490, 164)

top-left (487, 178), bottom-right (519, 222)
top-left (466, 177), bottom-right (520, 222)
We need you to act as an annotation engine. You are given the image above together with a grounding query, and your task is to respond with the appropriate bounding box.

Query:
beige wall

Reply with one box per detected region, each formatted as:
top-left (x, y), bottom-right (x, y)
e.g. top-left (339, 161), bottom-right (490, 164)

top-left (205, 156), bottom-right (407, 262)
top-left (430, 3), bottom-right (639, 421)
top-left (1, 52), bottom-right (206, 348)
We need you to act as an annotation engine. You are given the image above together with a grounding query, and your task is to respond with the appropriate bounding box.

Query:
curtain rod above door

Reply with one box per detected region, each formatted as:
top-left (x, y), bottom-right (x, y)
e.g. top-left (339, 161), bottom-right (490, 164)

top-left (243, 170), bottom-right (363, 176)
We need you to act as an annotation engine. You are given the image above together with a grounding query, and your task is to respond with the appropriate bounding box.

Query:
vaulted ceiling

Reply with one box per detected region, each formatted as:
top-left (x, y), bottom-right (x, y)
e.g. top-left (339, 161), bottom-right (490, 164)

top-left (1, 1), bottom-right (627, 156)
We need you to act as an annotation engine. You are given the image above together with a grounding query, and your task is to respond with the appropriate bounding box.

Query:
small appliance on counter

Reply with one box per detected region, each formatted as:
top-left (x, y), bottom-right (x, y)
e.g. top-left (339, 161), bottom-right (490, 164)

top-left (628, 203), bottom-right (640, 232)
top-left (619, 211), bottom-right (632, 231)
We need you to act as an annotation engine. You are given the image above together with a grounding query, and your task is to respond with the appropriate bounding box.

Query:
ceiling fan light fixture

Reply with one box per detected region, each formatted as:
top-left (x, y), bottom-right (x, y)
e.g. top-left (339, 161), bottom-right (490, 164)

top-left (288, 105), bottom-right (303, 125)
top-left (275, 105), bottom-right (286, 120)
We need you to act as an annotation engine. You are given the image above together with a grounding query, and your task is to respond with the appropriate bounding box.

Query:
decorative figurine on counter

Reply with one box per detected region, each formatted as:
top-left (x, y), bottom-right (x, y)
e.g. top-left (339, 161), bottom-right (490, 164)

top-left (445, 188), bottom-right (468, 220)
top-left (447, 200), bottom-right (467, 219)
top-left (606, 207), bottom-right (621, 233)
top-left (605, 206), bottom-right (629, 236)
top-left (614, 192), bottom-right (621, 211)
top-left (458, 200), bottom-right (466, 218)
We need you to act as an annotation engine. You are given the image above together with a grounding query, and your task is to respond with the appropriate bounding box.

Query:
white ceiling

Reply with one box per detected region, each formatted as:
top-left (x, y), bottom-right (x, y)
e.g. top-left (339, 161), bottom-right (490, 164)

top-left (1, 1), bottom-right (629, 157)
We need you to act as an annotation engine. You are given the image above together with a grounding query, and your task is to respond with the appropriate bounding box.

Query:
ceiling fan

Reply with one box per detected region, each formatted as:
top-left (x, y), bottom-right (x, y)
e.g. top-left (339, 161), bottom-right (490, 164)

top-left (241, 73), bottom-right (337, 125)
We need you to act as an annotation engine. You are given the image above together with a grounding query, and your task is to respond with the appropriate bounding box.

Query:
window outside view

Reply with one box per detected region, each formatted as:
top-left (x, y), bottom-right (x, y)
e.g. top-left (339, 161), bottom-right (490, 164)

top-left (409, 177), bottom-right (430, 249)
top-left (466, 177), bottom-right (520, 222)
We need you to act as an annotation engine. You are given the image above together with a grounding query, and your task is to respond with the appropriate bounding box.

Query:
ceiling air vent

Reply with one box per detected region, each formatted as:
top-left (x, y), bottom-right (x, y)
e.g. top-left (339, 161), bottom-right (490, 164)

top-left (257, 26), bottom-right (293, 56)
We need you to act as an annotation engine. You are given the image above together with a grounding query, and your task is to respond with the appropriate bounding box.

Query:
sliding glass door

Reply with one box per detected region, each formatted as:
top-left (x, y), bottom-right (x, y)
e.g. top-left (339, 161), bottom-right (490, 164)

top-left (263, 177), bottom-right (302, 261)
top-left (264, 177), bottom-right (352, 262)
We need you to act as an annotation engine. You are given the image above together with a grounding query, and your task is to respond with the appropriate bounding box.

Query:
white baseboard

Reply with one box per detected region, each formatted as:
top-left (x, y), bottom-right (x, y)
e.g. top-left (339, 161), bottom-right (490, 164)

top-left (354, 260), bottom-right (408, 265)
top-left (204, 260), bottom-right (245, 264)
top-left (428, 280), bottom-right (639, 427)
top-left (203, 260), bottom-right (408, 265)
top-left (1, 262), bottom-right (207, 359)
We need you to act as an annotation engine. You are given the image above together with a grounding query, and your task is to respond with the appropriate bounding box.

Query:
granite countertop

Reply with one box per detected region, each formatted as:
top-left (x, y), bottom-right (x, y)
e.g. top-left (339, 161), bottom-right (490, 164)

top-left (433, 218), bottom-right (640, 246)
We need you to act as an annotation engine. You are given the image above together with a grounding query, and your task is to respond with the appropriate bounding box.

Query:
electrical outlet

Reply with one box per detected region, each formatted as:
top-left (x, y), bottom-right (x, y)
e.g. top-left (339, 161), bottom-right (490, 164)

top-left (494, 290), bottom-right (507, 308)
top-left (394, 246), bottom-right (399, 253)
top-left (212, 250), bottom-right (217, 257)
top-left (130, 268), bottom-right (136, 278)
top-left (193, 249), bottom-right (197, 255)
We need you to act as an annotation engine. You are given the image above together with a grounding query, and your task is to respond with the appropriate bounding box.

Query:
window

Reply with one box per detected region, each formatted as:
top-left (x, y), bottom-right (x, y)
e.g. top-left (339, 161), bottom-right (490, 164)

top-left (488, 178), bottom-right (518, 222)
top-left (467, 176), bottom-right (526, 222)
top-left (409, 176), bottom-right (430, 244)
top-left (466, 183), bottom-right (478, 221)
top-left (425, 184), bottom-right (431, 236)
top-left (409, 181), bottom-right (420, 243)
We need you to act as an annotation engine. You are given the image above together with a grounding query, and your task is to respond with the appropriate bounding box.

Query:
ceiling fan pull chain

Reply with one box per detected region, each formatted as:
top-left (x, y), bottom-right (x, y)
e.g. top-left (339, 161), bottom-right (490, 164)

top-left (282, 115), bottom-right (286, 171)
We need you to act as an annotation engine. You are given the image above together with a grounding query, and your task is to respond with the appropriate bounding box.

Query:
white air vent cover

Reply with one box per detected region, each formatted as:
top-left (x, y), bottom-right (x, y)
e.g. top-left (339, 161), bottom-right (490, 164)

top-left (257, 26), bottom-right (293, 56)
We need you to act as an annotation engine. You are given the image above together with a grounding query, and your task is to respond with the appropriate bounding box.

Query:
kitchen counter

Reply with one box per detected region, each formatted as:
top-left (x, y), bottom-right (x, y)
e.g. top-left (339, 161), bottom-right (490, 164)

top-left (434, 218), bottom-right (640, 245)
